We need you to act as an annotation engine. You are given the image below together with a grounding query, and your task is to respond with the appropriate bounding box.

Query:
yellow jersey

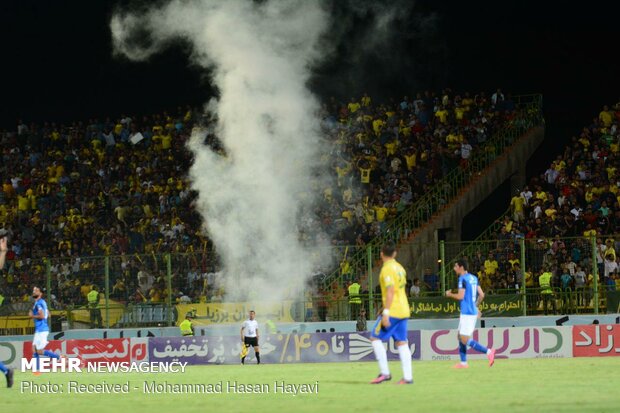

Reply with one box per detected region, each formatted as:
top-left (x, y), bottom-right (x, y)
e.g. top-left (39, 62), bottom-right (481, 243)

top-left (379, 259), bottom-right (410, 319)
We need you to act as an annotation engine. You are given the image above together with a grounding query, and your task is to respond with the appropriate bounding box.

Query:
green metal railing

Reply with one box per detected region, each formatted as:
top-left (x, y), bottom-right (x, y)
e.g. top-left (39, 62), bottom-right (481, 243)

top-left (443, 208), bottom-right (510, 279)
top-left (2, 235), bottom-right (616, 332)
top-left (321, 94), bottom-right (544, 291)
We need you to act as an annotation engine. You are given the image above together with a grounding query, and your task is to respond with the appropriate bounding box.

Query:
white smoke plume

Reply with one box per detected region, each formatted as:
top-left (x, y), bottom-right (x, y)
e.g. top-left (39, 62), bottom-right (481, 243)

top-left (111, 0), bottom-right (331, 301)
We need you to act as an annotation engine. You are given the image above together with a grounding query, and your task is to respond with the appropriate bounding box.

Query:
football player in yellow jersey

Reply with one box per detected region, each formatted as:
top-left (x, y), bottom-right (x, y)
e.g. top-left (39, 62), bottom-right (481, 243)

top-left (369, 243), bottom-right (413, 385)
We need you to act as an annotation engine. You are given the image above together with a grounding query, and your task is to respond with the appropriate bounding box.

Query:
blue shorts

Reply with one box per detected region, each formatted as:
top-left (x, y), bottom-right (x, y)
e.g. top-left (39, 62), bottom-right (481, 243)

top-left (370, 316), bottom-right (408, 342)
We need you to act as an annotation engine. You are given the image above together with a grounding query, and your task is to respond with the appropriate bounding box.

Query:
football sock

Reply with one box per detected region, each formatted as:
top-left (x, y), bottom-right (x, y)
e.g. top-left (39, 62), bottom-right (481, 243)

top-left (371, 340), bottom-right (390, 376)
top-left (467, 339), bottom-right (489, 354)
top-left (241, 356), bottom-right (246, 364)
top-left (0, 362), bottom-right (8, 374)
top-left (397, 344), bottom-right (413, 381)
top-left (44, 350), bottom-right (60, 359)
top-left (458, 341), bottom-right (468, 363)
top-left (34, 352), bottom-right (40, 370)
top-left (255, 352), bottom-right (260, 364)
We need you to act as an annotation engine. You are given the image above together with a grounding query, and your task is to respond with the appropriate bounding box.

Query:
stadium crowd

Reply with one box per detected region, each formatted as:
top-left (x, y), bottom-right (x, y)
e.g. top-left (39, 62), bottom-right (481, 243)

top-left (467, 103), bottom-right (620, 307)
top-left (0, 89), bottom-right (519, 308)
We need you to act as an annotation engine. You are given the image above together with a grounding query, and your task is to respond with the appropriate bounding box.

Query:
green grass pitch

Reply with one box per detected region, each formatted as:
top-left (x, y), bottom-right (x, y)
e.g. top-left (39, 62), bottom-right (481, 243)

top-left (6, 358), bottom-right (620, 413)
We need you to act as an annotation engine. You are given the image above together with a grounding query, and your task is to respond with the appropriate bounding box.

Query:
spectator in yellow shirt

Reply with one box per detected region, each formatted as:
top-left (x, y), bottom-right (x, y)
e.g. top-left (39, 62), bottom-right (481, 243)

top-left (599, 105), bottom-right (613, 127)
top-left (435, 106), bottom-right (449, 124)
top-left (361, 93), bottom-right (371, 107)
top-left (347, 98), bottom-right (361, 114)
top-left (484, 254), bottom-right (499, 276)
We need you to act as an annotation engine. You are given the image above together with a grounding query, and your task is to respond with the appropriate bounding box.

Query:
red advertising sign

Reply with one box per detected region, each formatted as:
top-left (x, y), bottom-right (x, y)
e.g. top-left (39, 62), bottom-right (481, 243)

top-left (572, 324), bottom-right (620, 357)
top-left (23, 338), bottom-right (133, 364)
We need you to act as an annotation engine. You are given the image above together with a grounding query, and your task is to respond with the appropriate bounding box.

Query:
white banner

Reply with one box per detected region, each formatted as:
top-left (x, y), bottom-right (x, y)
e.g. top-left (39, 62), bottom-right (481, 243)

top-left (130, 337), bottom-right (150, 363)
top-left (420, 326), bottom-right (573, 361)
top-left (0, 341), bottom-right (24, 369)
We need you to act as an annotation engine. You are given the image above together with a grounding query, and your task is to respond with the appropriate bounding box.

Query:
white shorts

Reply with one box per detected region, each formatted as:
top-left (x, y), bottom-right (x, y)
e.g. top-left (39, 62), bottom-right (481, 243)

top-left (458, 315), bottom-right (478, 337)
top-left (33, 331), bottom-right (49, 350)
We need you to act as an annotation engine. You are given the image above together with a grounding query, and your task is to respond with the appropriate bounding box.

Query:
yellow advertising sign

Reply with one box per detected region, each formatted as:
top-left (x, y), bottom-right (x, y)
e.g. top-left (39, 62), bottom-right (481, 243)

top-left (176, 301), bottom-right (295, 325)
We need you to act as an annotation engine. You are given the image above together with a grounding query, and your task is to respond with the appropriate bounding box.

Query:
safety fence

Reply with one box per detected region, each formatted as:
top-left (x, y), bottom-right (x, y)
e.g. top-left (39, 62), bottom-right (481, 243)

top-left (1, 233), bottom-right (618, 332)
top-left (2, 287), bottom-right (619, 336)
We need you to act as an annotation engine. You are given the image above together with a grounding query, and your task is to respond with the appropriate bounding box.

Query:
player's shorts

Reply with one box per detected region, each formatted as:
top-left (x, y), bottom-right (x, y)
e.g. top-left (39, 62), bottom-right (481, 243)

top-left (370, 316), bottom-right (408, 342)
top-left (244, 336), bottom-right (258, 347)
top-left (33, 331), bottom-right (49, 350)
top-left (458, 314), bottom-right (478, 336)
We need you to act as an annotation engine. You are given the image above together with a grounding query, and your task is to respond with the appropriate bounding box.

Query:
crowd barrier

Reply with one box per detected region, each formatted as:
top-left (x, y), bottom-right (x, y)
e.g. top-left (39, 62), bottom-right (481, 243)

top-left (2, 323), bottom-right (619, 368)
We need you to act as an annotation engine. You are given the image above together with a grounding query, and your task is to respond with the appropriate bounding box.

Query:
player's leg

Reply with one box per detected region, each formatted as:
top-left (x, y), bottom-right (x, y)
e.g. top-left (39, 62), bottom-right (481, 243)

top-left (0, 361), bottom-right (13, 388)
top-left (393, 318), bottom-right (413, 385)
top-left (369, 316), bottom-right (391, 383)
top-left (453, 315), bottom-right (469, 368)
top-left (253, 344), bottom-right (260, 364)
top-left (456, 333), bottom-right (468, 368)
top-left (32, 341), bottom-right (42, 374)
top-left (460, 316), bottom-right (495, 367)
top-left (39, 332), bottom-right (59, 360)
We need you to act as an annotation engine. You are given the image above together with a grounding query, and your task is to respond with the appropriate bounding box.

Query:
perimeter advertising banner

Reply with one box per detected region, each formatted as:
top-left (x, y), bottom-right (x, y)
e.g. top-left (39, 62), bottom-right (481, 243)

top-left (411, 294), bottom-right (522, 318)
top-left (572, 324), bottom-right (620, 357)
top-left (21, 338), bottom-right (149, 364)
top-left (175, 301), bottom-right (296, 325)
top-left (0, 341), bottom-right (24, 368)
top-left (148, 331), bottom-right (421, 365)
top-left (420, 326), bottom-right (572, 361)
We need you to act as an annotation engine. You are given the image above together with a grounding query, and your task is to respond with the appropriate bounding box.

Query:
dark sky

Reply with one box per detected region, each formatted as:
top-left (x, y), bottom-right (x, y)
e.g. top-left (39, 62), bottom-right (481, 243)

top-left (2, 0), bottom-right (619, 159)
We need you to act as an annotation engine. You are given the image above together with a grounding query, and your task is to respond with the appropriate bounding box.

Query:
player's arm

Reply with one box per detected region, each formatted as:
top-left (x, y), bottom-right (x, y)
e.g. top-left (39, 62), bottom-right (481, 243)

top-left (29, 307), bottom-right (46, 320)
top-left (381, 285), bottom-right (394, 327)
top-left (475, 286), bottom-right (485, 306)
top-left (445, 288), bottom-right (465, 301)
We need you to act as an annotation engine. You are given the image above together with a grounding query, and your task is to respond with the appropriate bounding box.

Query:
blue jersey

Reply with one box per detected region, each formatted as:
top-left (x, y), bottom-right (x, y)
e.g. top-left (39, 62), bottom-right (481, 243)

top-left (32, 298), bottom-right (49, 333)
top-left (458, 273), bottom-right (479, 316)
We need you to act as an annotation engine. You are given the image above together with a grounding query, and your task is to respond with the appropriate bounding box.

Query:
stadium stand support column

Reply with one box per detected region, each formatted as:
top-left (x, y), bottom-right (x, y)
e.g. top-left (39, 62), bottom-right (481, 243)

top-left (590, 237), bottom-right (599, 315)
top-left (368, 246), bottom-right (374, 317)
top-left (105, 256), bottom-right (110, 329)
top-left (520, 237), bottom-right (527, 316)
top-left (46, 259), bottom-right (52, 310)
top-left (440, 240), bottom-right (446, 292)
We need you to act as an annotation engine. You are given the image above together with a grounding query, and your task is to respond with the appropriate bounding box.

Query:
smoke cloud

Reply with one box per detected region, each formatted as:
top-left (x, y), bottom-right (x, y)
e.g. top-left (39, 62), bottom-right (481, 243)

top-left (111, 0), bottom-right (331, 301)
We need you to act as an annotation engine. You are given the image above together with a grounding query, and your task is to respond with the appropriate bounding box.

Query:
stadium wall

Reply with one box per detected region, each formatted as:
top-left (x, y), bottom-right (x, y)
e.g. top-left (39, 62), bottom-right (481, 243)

top-left (2, 323), bottom-right (619, 368)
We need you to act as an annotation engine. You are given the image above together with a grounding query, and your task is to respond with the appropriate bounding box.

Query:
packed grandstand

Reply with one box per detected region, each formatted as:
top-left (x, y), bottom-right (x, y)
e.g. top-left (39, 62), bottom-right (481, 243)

top-left (1, 92), bottom-right (618, 317)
